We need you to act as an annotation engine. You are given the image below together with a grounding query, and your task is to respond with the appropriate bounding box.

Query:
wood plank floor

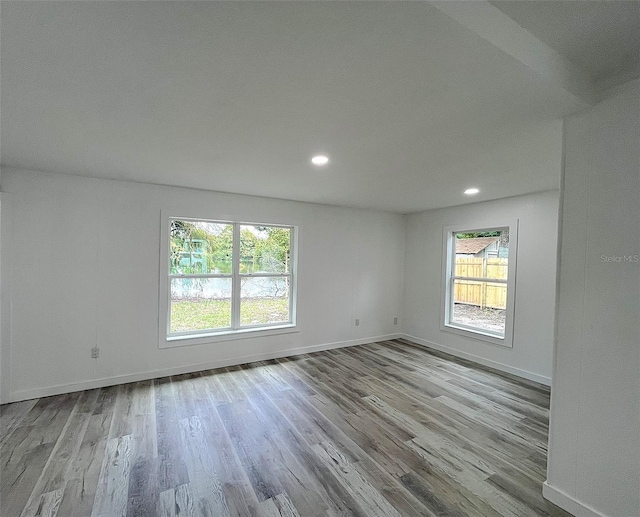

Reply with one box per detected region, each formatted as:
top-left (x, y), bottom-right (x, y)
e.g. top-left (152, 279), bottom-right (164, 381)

top-left (1, 339), bottom-right (571, 517)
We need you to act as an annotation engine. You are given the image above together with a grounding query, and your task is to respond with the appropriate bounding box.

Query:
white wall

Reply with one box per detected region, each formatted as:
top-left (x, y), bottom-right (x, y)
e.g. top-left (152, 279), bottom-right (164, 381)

top-left (544, 81), bottom-right (640, 517)
top-left (403, 190), bottom-right (560, 384)
top-left (0, 173), bottom-right (3, 404)
top-left (0, 168), bottom-right (405, 403)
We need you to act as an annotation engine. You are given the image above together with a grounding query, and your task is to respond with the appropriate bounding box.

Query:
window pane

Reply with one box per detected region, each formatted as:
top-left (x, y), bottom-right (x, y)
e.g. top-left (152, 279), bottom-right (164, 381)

top-left (170, 278), bottom-right (232, 332)
top-left (454, 230), bottom-right (508, 279)
top-left (170, 220), bottom-right (233, 274)
top-left (240, 276), bottom-right (290, 326)
top-left (240, 225), bottom-right (291, 274)
top-left (451, 279), bottom-right (506, 335)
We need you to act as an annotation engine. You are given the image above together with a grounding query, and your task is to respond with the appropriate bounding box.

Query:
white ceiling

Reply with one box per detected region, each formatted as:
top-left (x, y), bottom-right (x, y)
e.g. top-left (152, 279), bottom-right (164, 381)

top-left (1, 1), bottom-right (638, 213)
top-left (491, 0), bottom-right (640, 88)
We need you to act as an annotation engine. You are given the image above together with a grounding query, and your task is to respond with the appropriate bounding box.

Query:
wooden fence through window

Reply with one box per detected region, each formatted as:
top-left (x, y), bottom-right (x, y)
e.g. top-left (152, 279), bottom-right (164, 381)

top-left (454, 257), bottom-right (508, 310)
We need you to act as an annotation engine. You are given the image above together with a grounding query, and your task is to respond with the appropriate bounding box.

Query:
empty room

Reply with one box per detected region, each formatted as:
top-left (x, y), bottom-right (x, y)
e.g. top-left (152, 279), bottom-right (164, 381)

top-left (1, 1), bottom-right (638, 516)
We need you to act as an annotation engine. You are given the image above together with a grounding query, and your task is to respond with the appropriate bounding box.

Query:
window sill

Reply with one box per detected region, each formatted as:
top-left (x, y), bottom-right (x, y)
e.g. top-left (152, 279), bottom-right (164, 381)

top-left (160, 324), bottom-right (298, 349)
top-left (441, 322), bottom-right (513, 348)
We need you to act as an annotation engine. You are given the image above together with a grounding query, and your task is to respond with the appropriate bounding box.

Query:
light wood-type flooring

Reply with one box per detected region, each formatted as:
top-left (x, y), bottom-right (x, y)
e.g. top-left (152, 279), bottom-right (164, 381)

top-left (1, 339), bottom-right (571, 516)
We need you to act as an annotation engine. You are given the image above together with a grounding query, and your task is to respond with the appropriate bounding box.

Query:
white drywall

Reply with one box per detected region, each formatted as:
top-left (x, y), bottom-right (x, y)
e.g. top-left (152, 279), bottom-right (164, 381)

top-left (544, 81), bottom-right (640, 517)
top-left (0, 168), bottom-right (405, 403)
top-left (403, 190), bottom-right (561, 384)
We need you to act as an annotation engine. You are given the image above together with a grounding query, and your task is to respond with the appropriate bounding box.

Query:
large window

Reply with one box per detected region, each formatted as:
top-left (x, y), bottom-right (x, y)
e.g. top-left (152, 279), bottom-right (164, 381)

top-left (160, 216), bottom-right (296, 346)
top-left (442, 222), bottom-right (517, 347)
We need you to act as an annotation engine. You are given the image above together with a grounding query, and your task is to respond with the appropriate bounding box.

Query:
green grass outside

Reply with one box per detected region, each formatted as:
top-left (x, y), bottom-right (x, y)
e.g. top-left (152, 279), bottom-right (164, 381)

top-left (170, 297), bottom-right (289, 332)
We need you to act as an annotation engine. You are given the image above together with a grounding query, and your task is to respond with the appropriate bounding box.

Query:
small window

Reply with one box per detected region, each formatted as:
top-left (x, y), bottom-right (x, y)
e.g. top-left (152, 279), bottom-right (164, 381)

top-left (442, 222), bottom-right (517, 347)
top-left (161, 216), bottom-right (297, 346)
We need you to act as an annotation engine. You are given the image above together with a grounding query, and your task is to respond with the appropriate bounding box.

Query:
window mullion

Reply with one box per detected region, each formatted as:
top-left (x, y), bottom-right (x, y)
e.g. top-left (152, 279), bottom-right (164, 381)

top-left (231, 223), bottom-right (241, 329)
top-left (237, 273), bottom-right (291, 278)
top-left (452, 276), bottom-right (508, 283)
top-left (169, 274), bottom-right (232, 279)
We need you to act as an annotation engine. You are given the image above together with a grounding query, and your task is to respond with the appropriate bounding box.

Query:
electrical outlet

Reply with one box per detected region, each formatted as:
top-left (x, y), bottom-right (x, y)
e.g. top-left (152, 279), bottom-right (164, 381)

top-left (355, 319), bottom-right (360, 326)
top-left (91, 347), bottom-right (100, 359)
top-left (394, 317), bottom-right (398, 325)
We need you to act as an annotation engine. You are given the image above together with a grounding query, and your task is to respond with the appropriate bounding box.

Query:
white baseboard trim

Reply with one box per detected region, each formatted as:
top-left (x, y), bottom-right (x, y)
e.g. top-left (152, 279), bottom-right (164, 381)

top-left (401, 334), bottom-right (551, 386)
top-left (2, 333), bottom-right (402, 403)
top-left (543, 481), bottom-right (607, 517)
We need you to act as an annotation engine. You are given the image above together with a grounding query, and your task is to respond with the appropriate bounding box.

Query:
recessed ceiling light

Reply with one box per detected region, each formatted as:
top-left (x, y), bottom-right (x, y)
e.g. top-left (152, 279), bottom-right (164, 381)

top-left (311, 155), bottom-right (329, 166)
top-left (464, 188), bottom-right (479, 195)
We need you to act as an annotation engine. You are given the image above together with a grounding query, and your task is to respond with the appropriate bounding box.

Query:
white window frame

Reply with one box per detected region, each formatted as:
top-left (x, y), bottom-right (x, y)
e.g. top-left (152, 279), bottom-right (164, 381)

top-left (159, 212), bottom-right (298, 348)
top-left (441, 220), bottom-right (518, 348)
